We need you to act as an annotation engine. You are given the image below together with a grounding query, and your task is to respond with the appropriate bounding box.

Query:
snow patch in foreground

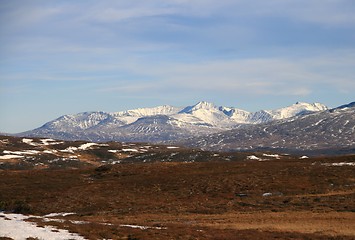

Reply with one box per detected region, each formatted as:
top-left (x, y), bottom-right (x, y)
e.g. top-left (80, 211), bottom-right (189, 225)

top-left (247, 155), bottom-right (260, 160)
top-left (22, 138), bottom-right (36, 146)
top-left (120, 224), bottom-right (167, 230)
top-left (0, 212), bottom-right (86, 240)
top-left (121, 148), bottom-right (139, 152)
top-left (322, 162), bottom-right (355, 167)
top-left (0, 155), bottom-right (24, 160)
top-left (43, 212), bottom-right (76, 218)
top-left (262, 153), bottom-right (281, 159)
top-left (78, 143), bottom-right (98, 150)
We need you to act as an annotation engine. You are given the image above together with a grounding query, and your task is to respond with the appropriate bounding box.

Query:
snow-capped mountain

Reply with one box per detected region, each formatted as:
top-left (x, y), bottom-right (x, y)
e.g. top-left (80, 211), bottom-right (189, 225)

top-left (184, 102), bottom-right (355, 155)
top-left (248, 102), bottom-right (328, 124)
top-left (20, 101), bottom-right (329, 144)
top-left (112, 105), bottom-right (182, 125)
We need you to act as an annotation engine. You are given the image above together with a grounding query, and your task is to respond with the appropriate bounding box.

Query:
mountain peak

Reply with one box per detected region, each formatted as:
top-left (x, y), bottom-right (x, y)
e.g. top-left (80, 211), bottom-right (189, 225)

top-left (179, 101), bottom-right (217, 114)
top-left (294, 102), bottom-right (327, 110)
top-left (267, 102), bottom-right (328, 120)
top-left (19, 100), bottom-right (339, 144)
top-left (193, 101), bottom-right (217, 109)
top-left (115, 105), bottom-right (181, 117)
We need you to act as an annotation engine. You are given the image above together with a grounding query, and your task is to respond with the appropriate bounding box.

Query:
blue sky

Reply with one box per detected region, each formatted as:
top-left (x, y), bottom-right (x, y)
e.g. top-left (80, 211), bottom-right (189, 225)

top-left (1, 0), bottom-right (355, 133)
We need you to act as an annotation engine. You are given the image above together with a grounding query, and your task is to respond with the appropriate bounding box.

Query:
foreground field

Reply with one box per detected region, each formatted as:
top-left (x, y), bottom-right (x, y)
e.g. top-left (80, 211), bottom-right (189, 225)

top-left (0, 156), bottom-right (354, 239)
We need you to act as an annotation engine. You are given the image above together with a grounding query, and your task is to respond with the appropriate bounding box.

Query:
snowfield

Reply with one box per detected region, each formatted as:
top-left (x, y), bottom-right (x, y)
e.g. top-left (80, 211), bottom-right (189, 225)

top-left (0, 212), bottom-right (86, 240)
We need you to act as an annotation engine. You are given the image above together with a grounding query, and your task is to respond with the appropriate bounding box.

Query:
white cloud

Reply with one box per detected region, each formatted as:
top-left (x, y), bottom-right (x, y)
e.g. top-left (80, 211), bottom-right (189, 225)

top-left (105, 51), bottom-right (355, 97)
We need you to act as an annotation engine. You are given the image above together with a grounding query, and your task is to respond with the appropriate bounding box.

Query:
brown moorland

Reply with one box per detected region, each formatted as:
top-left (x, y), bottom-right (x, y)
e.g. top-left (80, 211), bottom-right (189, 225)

top-left (0, 155), bottom-right (354, 239)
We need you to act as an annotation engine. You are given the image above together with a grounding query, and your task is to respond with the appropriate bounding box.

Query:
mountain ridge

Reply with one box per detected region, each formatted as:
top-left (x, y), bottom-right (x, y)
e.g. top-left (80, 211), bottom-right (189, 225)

top-left (17, 101), bottom-right (355, 154)
top-left (183, 103), bottom-right (355, 154)
top-left (21, 101), bottom-right (327, 134)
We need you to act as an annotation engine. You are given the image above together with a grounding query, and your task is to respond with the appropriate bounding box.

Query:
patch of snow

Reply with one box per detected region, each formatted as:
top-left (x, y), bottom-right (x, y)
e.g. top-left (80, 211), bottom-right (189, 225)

top-left (300, 156), bottom-right (309, 159)
top-left (262, 153), bottom-right (281, 159)
top-left (0, 212), bottom-right (86, 240)
top-left (40, 139), bottom-right (64, 145)
top-left (3, 150), bottom-right (40, 155)
top-left (0, 139), bottom-right (9, 144)
top-left (108, 150), bottom-right (119, 153)
top-left (0, 155), bottom-right (24, 160)
top-left (43, 150), bottom-right (58, 154)
top-left (247, 155), bottom-right (261, 160)
top-left (78, 143), bottom-right (98, 150)
top-left (120, 224), bottom-right (166, 230)
top-left (122, 148), bottom-right (139, 152)
top-left (22, 138), bottom-right (36, 145)
top-left (44, 212), bottom-right (76, 218)
top-left (70, 220), bottom-right (87, 225)
top-left (120, 224), bottom-right (148, 230)
top-left (167, 146), bottom-right (180, 149)
top-left (60, 146), bottom-right (78, 153)
top-left (262, 192), bottom-right (273, 197)
top-left (322, 162), bottom-right (355, 167)
top-left (313, 119), bottom-right (324, 126)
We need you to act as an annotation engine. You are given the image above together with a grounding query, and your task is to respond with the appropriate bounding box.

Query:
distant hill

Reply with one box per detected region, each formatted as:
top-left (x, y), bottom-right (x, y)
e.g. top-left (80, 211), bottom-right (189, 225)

top-left (19, 101), bottom-right (328, 144)
top-left (18, 101), bottom-right (355, 154)
top-left (183, 102), bottom-right (355, 155)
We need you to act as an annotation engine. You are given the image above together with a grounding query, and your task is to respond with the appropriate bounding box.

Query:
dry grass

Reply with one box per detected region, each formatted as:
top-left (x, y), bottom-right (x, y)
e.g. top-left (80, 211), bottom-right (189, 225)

top-left (1, 157), bottom-right (354, 239)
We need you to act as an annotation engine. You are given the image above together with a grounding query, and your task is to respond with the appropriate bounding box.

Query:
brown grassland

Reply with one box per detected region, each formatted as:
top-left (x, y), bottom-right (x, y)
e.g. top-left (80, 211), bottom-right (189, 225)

top-left (0, 155), bottom-right (354, 239)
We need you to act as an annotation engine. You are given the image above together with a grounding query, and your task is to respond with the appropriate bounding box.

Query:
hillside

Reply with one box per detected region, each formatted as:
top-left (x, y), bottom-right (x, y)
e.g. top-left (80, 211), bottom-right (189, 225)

top-left (184, 102), bottom-right (355, 155)
top-left (1, 135), bottom-right (293, 170)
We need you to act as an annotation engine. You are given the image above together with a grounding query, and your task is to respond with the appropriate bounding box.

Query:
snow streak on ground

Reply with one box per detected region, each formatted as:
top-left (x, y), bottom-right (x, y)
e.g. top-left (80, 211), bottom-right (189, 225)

top-left (0, 155), bottom-right (24, 160)
top-left (0, 212), bottom-right (86, 240)
top-left (322, 162), bottom-right (355, 167)
top-left (120, 224), bottom-right (167, 230)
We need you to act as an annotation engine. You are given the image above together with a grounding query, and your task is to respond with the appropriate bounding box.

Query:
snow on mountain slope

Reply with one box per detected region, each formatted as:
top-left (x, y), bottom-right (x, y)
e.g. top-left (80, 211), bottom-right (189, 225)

top-left (267, 102), bottom-right (327, 119)
top-left (185, 103), bottom-right (355, 154)
top-left (113, 105), bottom-right (182, 125)
top-left (179, 101), bottom-right (218, 114)
top-left (41, 112), bottom-right (115, 132)
top-left (20, 101), bottom-right (329, 143)
top-left (226, 108), bottom-right (251, 123)
top-left (171, 101), bottom-right (327, 128)
top-left (173, 101), bottom-right (235, 127)
top-left (248, 102), bottom-right (328, 124)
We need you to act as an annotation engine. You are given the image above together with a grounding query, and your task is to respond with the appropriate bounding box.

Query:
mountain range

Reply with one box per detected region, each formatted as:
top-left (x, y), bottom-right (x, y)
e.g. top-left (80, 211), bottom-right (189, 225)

top-left (19, 101), bottom-right (354, 154)
top-left (185, 102), bottom-right (355, 155)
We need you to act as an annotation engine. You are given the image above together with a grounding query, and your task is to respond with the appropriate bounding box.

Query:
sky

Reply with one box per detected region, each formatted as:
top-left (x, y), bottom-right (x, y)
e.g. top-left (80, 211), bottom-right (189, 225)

top-left (1, 0), bottom-right (355, 133)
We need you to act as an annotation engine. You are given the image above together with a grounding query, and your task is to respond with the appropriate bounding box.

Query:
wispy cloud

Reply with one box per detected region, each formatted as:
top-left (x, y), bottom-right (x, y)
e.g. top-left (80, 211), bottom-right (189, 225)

top-left (1, 0), bottom-right (355, 132)
top-left (97, 51), bottom-right (355, 97)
